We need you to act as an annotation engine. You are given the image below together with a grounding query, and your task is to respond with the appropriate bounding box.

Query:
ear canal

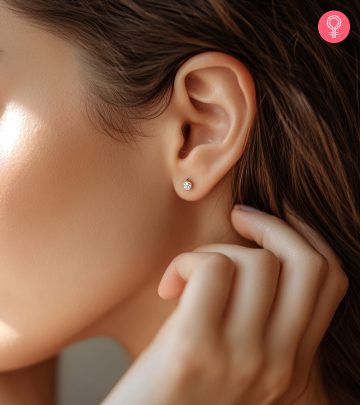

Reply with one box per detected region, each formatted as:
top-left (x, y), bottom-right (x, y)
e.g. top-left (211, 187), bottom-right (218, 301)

top-left (179, 123), bottom-right (191, 158)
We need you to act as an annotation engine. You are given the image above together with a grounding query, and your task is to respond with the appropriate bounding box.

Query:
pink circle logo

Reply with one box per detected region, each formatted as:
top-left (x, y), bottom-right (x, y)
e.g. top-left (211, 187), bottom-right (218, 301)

top-left (318, 10), bottom-right (350, 43)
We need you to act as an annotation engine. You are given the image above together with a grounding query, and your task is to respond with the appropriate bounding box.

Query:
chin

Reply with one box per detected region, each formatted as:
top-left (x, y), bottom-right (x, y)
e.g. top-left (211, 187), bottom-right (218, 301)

top-left (0, 327), bottom-right (59, 372)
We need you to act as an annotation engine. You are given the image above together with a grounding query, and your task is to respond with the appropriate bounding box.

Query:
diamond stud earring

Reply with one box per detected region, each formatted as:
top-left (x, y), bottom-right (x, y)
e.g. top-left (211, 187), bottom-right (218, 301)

top-left (183, 178), bottom-right (193, 191)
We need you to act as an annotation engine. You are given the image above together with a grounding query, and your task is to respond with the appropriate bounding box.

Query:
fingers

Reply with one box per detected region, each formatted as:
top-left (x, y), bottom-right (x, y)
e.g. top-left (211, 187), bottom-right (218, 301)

top-left (230, 207), bottom-right (329, 363)
top-left (192, 245), bottom-right (281, 347)
top-left (230, 206), bottom-right (321, 263)
top-left (276, 209), bottom-right (349, 403)
top-left (266, 255), bottom-right (328, 356)
top-left (283, 207), bottom-right (349, 363)
top-left (158, 251), bottom-right (236, 339)
top-left (221, 248), bottom-right (281, 347)
top-left (156, 203), bottom-right (348, 404)
top-left (277, 268), bottom-right (348, 404)
top-left (230, 205), bottom-right (350, 403)
top-left (280, 206), bottom-right (349, 370)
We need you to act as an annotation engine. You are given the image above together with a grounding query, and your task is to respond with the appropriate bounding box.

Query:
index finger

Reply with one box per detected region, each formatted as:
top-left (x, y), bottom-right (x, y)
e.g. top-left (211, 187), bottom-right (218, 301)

top-left (158, 251), bottom-right (236, 338)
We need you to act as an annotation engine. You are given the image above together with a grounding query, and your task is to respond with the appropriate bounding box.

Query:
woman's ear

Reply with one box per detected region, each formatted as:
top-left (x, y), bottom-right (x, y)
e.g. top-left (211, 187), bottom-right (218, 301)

top-left (163, 51), bottom-right (257, 202)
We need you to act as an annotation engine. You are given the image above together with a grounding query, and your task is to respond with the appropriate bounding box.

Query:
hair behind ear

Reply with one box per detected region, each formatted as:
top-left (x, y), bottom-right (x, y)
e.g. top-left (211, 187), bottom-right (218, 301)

top-left (3, 1), bottom-right (360, 403)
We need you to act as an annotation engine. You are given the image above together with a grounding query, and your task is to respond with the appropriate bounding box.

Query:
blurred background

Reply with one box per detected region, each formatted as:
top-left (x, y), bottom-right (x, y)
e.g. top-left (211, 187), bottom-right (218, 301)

top-left (56, 337), bottom-right (131, 405)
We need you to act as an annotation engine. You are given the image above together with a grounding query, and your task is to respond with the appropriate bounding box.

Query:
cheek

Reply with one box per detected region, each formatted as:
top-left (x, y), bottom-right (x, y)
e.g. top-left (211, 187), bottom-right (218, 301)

top-left (0, 110), bottom-right (152, 371)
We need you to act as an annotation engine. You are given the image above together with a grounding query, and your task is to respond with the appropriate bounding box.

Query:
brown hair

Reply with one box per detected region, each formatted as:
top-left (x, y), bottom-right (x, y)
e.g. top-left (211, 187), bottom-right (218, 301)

top-left (3, 0), bottom-right (360, 402)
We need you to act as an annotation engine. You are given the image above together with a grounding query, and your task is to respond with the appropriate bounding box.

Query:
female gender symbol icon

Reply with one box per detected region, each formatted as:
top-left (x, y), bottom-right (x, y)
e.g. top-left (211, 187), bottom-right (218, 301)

top-left (318, 10), bottom-right (350, 43)
top-left (327, 15), bottom-right (341, 38)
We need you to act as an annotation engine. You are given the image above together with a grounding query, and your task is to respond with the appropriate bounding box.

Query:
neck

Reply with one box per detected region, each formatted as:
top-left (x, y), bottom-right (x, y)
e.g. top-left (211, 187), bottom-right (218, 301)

top-left (0, 357), bottom-right (57, 405)
top-left (70, 273), bottom-right (179, 361)
top-left (70, 271), bottom-right (331, 405)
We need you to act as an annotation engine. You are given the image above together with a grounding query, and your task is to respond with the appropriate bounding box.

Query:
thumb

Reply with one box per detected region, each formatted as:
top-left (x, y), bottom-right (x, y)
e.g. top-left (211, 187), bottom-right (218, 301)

top-left (157, 261), bottom-right (186, 300)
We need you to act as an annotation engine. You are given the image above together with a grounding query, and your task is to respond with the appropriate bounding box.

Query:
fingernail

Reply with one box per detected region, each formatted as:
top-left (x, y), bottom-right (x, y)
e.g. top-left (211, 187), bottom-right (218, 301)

top-left (233, 204), bottom-right (259, 212)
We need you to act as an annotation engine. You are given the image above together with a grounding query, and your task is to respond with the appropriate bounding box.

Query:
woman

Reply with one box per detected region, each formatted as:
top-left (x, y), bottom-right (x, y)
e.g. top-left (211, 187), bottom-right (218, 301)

top-left (0, 0), bottom-right (358, 404)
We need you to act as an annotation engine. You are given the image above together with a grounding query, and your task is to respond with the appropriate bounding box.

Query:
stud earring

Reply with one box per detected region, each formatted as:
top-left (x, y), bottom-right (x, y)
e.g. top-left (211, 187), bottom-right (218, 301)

top-left (183, 178), bottom-right (193, 191)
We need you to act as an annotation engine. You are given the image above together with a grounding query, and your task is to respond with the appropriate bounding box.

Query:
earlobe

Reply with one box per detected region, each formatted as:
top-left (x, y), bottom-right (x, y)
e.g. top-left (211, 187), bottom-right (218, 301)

top-left (170, 51), bottom-right (257, 202)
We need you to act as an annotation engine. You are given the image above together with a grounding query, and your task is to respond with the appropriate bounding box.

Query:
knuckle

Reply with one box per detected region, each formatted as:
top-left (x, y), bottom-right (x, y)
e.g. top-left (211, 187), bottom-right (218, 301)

top-left (250, 249), bottom-right (280, 279)
top-left (304, 251), bottom-right (327, 271)
top-left (311, 252), bottom-right (328, 272)
top-left (258, 248), bottom-right (279, 263)
top-left (206, 253), bottom-right (236, 276)
top-left (335, 269), bottom-right (350, 297)
top-left (199, 252), bottom-right (233, 270)
top-left (268, 215), bottom-right (284, 227)
top-left (301, 252), bottom-right (329, 281)
top-left (312, 253), bottom-right (329, 281)
top-left (210, 252), bottom-right (234, 267)
top-left (259, 249), bottom-right (281, 269)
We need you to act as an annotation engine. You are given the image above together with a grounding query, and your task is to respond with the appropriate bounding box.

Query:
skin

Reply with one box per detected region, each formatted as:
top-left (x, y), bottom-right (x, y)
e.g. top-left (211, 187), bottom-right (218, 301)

top-left (103, 207), bottom-right (345, 405)
top-left (0, 3), bottom-right (337, 404)
top-left (0, 358), bottom-right (56, 404)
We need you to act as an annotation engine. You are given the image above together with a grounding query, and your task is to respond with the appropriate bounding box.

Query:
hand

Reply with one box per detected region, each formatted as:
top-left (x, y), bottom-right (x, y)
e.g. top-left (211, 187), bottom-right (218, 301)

top-left (102, 205), bottom-right (348, 405)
